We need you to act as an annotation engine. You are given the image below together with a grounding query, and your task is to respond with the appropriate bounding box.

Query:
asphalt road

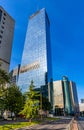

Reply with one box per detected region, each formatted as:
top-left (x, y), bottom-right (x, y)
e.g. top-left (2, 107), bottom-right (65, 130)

top-left (18, 118), bottom-right (71, 130)
top-left (77, 117), bottom-right (84, 130)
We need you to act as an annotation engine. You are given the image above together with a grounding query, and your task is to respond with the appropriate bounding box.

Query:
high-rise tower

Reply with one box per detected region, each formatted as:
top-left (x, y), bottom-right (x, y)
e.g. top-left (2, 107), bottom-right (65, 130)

top-left (18, 8), bottom-right (52, 92)
top-left (0, 6), bottom-right (15, 72)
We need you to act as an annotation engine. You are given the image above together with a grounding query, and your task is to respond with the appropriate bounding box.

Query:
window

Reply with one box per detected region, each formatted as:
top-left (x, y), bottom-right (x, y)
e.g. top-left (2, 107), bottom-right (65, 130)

top-left (1, 26), bottom-right (4, 29)
top-left (0, 9), bottom-right (2, 22)
top-left (2, 21), bottom-right (5, 24)
top-left (4, 13), bottom-right (6, 16)
top-left (1, 30), bottom-right (3, 34)
top-left (3, 17), bottom-right (6, 20)
top-left (0, 35), bottom-right (2, 38)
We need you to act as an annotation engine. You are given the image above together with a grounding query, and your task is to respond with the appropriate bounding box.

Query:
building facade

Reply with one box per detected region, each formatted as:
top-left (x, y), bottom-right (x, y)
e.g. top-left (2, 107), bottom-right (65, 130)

top-left (79, 102), bottom-right (84, 116)
top-left (79, 99), bottom-right (84, 116)
top-left (10, 64), bottom-right (20, 85)
top-left (62, 76), bottom-right (72, 115)
top-left (69, 81), bottom-right (79, 114)
top-left (17, 8), bottom-right (52, 92)
top-left (48, 76), bottom-right (79, 115)
top-left (81, 99), bottom-right (84, 103)
top-left (53, 80), bottom-right (64, 109)
top-left (0, 6), bottom-right (15, 72)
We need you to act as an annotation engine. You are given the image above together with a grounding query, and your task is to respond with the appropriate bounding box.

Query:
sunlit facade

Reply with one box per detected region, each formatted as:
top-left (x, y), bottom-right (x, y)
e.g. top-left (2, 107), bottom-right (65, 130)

top-left (18, 8), bottom-right (52, 92)
top-left (48, 76), bottom-right (79, 115)
top-left (53, 81), bottom-right (64, 109)
top-left (0, 6), bottom-right (15, 72)
top-left (62, 76), bottom-right (79, 115)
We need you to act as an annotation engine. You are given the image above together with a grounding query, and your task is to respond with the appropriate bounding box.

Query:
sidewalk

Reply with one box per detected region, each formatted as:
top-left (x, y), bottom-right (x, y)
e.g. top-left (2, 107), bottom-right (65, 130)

top-left (72, 120), bottom-right (78, 130)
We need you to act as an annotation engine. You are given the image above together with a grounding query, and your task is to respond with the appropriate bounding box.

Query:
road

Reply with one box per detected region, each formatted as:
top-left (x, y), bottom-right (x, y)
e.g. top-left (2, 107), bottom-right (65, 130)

top-left (18, 118), bottom-right (71, 130)
top-left (77, 117), bottom-right (84, 130)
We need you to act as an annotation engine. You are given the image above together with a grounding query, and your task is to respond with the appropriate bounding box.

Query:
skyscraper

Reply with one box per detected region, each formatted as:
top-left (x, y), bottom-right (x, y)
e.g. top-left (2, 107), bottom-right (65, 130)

top-left (0, 6), bottom-right (15, 72)
top-left (18, 8), bottom-right (52, 92)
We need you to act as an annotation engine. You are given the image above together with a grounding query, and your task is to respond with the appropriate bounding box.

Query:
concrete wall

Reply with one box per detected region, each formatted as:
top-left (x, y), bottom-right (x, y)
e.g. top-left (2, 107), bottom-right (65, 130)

top-left (0, 6), bottom-right (15, 72)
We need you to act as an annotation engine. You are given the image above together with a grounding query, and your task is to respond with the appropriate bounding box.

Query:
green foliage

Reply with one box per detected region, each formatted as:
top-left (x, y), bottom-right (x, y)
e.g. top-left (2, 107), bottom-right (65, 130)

top-left (2, 85), bottom-right (24, 115)
top-left (0, 121), bottom-right (40, 130)
top-left (0, 86), bottom-right (7, 110)
top-left (20, 99), bottom-right (39, 119)
top-left (0, 67), bottom-right (10, 110)
top-left (0, 69), bottom-right (10, 85)
top-left (20, 81), bottom-right (39, 119)
top-left (46, 117), bottom-right (60, 121)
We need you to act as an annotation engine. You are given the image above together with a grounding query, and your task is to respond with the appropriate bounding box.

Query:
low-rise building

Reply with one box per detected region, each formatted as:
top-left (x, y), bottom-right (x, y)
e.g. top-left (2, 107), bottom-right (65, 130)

top-left (79, 101), bottom-right (84, 116)
top-left (48, 76), bottom-right (79, 115)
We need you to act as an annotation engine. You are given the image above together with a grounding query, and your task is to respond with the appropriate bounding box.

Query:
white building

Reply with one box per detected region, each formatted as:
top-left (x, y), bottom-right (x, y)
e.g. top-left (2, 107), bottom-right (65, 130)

top-left (79, 103), bottom-right (84, 116)
top-left (79, 103), bottom-right (84, 112)
top-left (0, 6), bottom-right (15, 72)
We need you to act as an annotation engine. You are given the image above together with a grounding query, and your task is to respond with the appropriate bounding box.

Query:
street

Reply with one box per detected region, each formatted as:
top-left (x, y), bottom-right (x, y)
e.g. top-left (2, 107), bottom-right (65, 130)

top-left (17, 118), bottom-right (71, 130)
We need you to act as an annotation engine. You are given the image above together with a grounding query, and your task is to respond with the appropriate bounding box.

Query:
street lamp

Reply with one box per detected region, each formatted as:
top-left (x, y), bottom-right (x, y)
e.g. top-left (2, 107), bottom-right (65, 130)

top-left (40, 87), bottom-right (42, 120)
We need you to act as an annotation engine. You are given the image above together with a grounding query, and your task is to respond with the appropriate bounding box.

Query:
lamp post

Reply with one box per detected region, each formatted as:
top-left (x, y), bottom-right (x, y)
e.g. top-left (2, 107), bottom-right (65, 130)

top-left (40, 88), bottom-right (42, 120)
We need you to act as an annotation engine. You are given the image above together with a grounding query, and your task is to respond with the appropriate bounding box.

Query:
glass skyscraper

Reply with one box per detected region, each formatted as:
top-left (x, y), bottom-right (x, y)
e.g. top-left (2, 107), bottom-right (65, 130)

top-left (18, 8), bottom-right (52, 92)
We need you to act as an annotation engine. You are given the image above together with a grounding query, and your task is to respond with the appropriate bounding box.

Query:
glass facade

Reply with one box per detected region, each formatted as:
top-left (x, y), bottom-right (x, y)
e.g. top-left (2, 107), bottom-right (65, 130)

top-left (62, 76), bottom-right (79, 115)
top-left (18, 8), bottom-right (52, 92)
top-left (62, 76), bottom-right (72, 114)
top-left (48, 77), bottom-right (79, 115)
top-left (70, 81), bottom-right (79, 113)
top-left (53, 81), bottom-right (64, 108)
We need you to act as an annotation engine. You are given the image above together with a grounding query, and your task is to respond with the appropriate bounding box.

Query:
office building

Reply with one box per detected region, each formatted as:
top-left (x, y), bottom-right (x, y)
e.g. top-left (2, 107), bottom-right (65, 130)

top-left (10, 64), bottom-right (20, 85)
top-left (81, 99), bottom-right (84, 103)
top-left (53, 80), bottom-right (64, 109)
top-left (69, 81), bottom-right (79, 114)
top-left (0, 6), bottom-right (15, 72)
top-left (18, 8), bottom-right (52, 92)
top-left (79, 101), bottom-right (84, 116)
top-left (48, 76), bottom-right (79, 115)
top-left (62, 76), bottom-right (79, 115)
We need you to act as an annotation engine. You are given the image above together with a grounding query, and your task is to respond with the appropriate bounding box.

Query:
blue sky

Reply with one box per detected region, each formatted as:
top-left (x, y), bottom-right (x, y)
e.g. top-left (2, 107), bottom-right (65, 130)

top-left (0, 0), bottom-right (84, 102)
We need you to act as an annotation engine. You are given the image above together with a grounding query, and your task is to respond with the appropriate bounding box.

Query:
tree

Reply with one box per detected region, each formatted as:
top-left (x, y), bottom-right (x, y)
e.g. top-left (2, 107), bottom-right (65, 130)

top-left (0, 87), bottom-right (6, 110)
top-left (20, 81), bottom-right (39, 121)
top-left (0, 69), bottom-right (10, 85)
top-left (0, 63), bottom-right (10, 85)
top-left (0, 65), bottom-right (10, 112)
top-left (3, 85), bottom-right (24, 116)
